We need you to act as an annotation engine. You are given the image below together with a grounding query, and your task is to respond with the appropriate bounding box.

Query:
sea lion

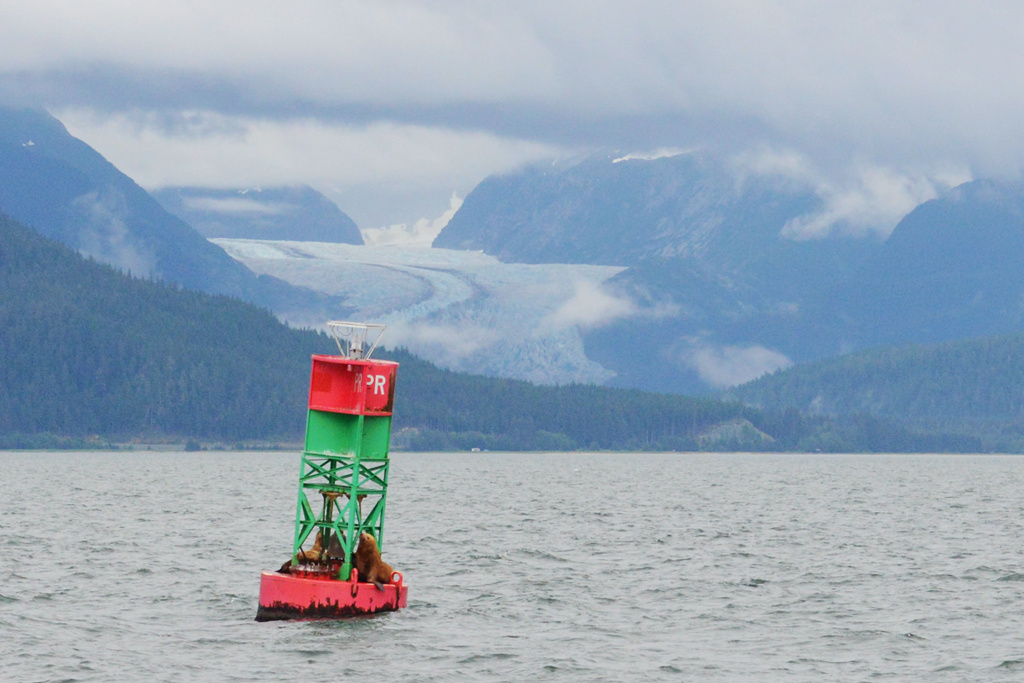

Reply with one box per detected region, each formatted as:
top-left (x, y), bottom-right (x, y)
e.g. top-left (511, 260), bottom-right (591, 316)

top-left (278, 531), bottom-right (326, 572)
top-left (300, 530), bottom-right (325, 562)
top-left (354, 532), bottom-right (394, 590)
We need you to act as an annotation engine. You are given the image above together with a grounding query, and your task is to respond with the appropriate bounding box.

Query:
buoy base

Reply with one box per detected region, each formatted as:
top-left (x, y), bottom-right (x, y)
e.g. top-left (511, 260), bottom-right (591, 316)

top-left (255, 570), bottom-right (408, 622)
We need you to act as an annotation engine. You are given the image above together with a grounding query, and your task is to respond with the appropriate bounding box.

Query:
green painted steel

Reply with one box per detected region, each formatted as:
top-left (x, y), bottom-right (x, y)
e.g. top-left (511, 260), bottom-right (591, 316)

top-left (291, 392), bottom-right (394, 580)
top-left (303, 410), bottom-right (392, 458)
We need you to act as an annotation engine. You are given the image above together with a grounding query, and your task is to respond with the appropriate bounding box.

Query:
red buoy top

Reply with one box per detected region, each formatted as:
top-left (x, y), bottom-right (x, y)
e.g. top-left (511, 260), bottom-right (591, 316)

top-left (308, 355), bottom-right (398, 416)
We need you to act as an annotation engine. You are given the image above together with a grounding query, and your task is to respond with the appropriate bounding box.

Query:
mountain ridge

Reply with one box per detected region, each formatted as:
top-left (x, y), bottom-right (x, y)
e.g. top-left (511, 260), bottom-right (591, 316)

top-left (434, 153), bottom-right (1024, 395)
top-left (0, 106), bottom-right (348, 321)
top-left (434, 153), bottom-right (826, 269)
top-left (152, 185), bottom-right (364, 244)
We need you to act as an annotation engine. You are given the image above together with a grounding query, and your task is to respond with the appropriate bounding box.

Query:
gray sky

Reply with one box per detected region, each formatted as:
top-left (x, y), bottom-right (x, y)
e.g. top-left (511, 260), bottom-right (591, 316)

top-left (1, 1), bottom-right (1021, 230)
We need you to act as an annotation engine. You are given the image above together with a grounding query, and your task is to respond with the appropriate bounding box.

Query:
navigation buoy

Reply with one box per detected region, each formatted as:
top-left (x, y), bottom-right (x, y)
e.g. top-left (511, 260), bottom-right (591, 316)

top-left (256, 321), bottom-right (407, 621)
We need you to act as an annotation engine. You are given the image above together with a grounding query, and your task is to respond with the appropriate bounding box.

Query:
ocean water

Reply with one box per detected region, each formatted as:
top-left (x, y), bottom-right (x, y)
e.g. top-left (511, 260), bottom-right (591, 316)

top-left (3, 451), bottom-right (1024, 681)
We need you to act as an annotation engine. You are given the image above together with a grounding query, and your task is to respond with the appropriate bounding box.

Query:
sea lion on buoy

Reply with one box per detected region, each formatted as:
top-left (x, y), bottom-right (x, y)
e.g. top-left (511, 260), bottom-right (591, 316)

top-left (299, 530), bottom-right (325, 562)
top-left (354, 532), bottom-right (394, 590)
top-left (278, 531), bottom-right (326, 572)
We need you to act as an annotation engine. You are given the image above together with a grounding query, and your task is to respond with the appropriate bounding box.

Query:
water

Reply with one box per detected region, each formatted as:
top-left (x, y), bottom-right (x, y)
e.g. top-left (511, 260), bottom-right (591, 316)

top-left (3, 451), bottom-right (1024, 681)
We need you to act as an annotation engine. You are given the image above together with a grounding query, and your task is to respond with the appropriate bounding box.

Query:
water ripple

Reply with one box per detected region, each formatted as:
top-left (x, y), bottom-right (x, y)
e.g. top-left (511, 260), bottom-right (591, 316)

top-left (4, 451), bottom-right (1024, 680)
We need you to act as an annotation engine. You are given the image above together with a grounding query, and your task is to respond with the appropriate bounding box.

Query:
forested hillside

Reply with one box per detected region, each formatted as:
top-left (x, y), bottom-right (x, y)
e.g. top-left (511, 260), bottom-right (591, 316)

top-left (0, 211), bottom-right (318, 441)
top-left (0, 213), bottom-right (974, 452)
top-left (729, 333), bottom-right (1024, 450)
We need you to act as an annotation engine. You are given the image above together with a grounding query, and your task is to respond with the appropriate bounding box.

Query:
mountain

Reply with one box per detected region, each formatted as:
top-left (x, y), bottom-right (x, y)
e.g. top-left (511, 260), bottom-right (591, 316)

top-left (0, 107), bottom-right (346, 320)
top-left (17, 108), bottom-right (1024, 406)
top-left (727, 332), bottom-right (1024, 451)
top-left (832, 179), bottom-right (1024, 348)
top-left (151, 185), bottom-right (364, 244)
top-left (581, 230), bottom-right (879, 394)
top-left (434, 153), bottom-right (1024, 396)
top-left (9, 208), bottom-right (926, 451)
top-left (434, 153), bottom-right (824, 267)
top-left (435, 153), bottom-right (882, 393)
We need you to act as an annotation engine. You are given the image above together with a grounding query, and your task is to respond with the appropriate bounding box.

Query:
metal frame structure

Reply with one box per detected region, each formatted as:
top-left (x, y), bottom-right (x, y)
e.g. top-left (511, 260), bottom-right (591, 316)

top-left (327, 320), bottom-right (386, 360)
top-left (292, 429), bottom-right (391, 581)
top-left (289, 324), bottom-right (398, 581)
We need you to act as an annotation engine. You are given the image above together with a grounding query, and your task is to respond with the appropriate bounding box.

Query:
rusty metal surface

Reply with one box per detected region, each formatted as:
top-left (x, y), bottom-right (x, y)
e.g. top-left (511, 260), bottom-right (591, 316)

top-left (255, 570), bottom-right (407, 622)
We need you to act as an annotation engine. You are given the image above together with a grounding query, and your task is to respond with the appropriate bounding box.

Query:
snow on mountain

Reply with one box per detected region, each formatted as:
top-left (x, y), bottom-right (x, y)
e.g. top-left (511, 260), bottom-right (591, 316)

top-left (361, 192), bottom-right (463, 247)
top-left (213, 239), bottom-right (630, 384)
top-left (611, 148), bottom-right (690, 163)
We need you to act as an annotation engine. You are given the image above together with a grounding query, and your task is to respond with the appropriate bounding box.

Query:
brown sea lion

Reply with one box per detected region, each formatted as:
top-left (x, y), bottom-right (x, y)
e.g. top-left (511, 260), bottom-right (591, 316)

top-left (300, 530), bottom-right (325, 562)
top-left (354, 532), bottom-right (394, 590)
top-left (278, 531), bottom-right (326, 572)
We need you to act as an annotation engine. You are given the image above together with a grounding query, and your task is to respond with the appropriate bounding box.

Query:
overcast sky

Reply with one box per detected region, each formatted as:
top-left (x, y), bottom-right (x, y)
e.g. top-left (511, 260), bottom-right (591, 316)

top-left (1, 1), bottom-right (1022, 230)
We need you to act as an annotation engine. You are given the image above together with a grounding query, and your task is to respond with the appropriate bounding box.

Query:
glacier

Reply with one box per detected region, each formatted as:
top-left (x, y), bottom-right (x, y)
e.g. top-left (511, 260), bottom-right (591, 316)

top-left (213, 239), bottom-right (629, 385)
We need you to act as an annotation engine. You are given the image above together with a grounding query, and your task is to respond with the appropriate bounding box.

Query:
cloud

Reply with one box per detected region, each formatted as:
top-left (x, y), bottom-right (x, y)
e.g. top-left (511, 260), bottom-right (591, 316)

top-left (734, 148), bottom-right (820, 186)
top-left (5, 3), bottom-right (1024, 226)
top-left (382, 319), bottom-right (501, 361)
top-left (55, 110), bottom-right (561, 187)
top-left (685, 343), bottom-right (792, 389)
top-left (2, 4), bottom-right (1021, 154)
top-left (182, 196), bottom-right (290, 216)
top-left (54, 109), bottom-right (562, 227)
top-left (71, 189), bottom-right (158, 278)
top-left (736, 148), bottom-right (973, 239)
top-left (0, 2), bottom-right (553, 101)
top-left (362, 192), bottom-right (463, 248)
top-left (538, 280), bottom-right (638, 332)
top-left (781, 165), bottom-right (971, 240)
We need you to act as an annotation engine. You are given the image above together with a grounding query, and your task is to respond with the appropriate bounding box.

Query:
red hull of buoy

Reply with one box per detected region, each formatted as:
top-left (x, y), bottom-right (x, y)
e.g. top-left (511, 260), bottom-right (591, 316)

top-left (255, 570), bottom-right (407, 621)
